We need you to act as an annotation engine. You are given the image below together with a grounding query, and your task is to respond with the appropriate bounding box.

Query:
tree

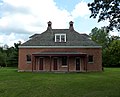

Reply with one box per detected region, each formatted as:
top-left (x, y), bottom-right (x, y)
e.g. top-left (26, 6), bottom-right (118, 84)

top-left (90, 27), bottom-right (120, 67)
top-left (0, 49), bottom-right (7, 67)
top-left (0, 41), bottom-right (21, 67)
top-left (8, 41), bottom-right (21, 67)
top-left (89, 27), bottom-right (110, 48)
top-left (88, 0), bottom-right (120, 31)
top-left (110, 40), bottom-right (120, 66)
top-left (103, 40), bottom-right (120, 67)
top-left (14, 41), bottom-right (21, 51)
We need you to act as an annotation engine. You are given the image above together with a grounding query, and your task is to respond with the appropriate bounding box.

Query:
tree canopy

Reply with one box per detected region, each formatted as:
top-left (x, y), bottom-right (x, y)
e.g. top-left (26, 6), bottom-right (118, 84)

top-left (88, 0), bottom-right (120, 31)
top-left (0, 42), bottom-right (21, 67)
top-left (89, 27), bottom-right (110, 48)
top-left (89, 27), bottom-right (120, 67)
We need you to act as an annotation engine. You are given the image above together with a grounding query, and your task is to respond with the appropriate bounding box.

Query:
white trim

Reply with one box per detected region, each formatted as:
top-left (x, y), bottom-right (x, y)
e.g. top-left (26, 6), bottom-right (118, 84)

top-left (19, 46), bottom-right (102, 48)
top-left (55, 34), bottom-right (66, 42)
top-left (61, 66), bottom-right (68, 67)
top-left (26, 61), bottom-right (31, 64)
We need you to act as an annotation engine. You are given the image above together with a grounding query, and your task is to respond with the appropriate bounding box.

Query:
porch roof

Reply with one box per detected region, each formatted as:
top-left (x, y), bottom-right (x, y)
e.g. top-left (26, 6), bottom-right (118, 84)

top-left (32, 51), bottom-right (87, 57)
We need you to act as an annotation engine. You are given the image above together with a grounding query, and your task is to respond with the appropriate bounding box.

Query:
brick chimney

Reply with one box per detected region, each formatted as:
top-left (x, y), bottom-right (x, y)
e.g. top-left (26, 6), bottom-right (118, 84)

top-left (47, 21), bottom-right (52, 29)
top-left (69, 21), bottom-right (74, 30)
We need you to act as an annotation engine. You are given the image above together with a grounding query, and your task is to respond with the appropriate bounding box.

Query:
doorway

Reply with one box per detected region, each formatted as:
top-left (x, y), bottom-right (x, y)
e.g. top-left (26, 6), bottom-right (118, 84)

top-left (53, 58), bottom-right (58, 70)
top-left (39, 58), bottom-right (43, 70)
top-left (76, 58), bottom-right (80, 70)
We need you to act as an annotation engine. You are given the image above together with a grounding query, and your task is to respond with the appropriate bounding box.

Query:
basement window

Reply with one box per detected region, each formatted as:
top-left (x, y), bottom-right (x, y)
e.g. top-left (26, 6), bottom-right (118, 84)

top-left (55, 34), bottom-right (66, 42)
top-left (88, 55), bottom-right (93, 63)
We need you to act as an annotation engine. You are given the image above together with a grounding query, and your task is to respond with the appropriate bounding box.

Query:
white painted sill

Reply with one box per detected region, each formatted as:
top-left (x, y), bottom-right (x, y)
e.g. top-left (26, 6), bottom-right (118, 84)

top-left (27, 61), bottom-right (31, 64)
top-left (61, 66), bottom-right (68, 67)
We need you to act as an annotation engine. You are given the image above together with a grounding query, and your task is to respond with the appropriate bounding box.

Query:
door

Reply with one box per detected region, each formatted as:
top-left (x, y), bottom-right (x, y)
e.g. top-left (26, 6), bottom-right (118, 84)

top-left (76, 58), bottom-right (80, 70)
top-left (39, 58), bottom-right (43, 70)
top-left (53, 58), bottom-right (58, 70)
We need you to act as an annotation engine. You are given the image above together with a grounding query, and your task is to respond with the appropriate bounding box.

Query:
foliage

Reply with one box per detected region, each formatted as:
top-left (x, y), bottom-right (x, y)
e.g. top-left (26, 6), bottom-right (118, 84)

top-left (103, 40), bottom-right (120, 66)
top-left (89, 27), bottom-right (110, 48)
top-left (0, 51), bottom-right (7, 67)
top-left (88, 0), bottom-right (120, 31)
top-left (0, 67), bottom-right (120, 97)
top-left (0, 42), bottom-right (21, 67)
top-left (89, 27), bottom-right (120, 67)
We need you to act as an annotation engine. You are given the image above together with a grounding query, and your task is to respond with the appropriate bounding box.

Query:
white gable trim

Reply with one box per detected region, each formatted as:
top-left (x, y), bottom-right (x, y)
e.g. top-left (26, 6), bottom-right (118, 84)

top-left (19, 46), bottom-right (102, 48)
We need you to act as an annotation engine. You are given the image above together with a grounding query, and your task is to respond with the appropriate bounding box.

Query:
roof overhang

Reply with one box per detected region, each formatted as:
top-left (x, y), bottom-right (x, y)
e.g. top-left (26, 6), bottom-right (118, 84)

top-left (32, 51), bottom-right (87, 57)
top-left (19, 46), bottom-right (102, 49)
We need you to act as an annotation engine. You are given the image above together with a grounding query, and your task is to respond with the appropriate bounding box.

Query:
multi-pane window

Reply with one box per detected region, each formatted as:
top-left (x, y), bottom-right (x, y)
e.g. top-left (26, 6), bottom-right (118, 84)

top-left (88, 55), bottom-right (93, 63)
top-left (55, 34), bottom-right (66, 42)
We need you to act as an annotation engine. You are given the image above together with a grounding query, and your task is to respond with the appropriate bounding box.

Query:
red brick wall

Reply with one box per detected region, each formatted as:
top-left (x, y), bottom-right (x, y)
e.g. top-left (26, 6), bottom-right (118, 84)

top-left (18, 48), bottom-right (102, 72)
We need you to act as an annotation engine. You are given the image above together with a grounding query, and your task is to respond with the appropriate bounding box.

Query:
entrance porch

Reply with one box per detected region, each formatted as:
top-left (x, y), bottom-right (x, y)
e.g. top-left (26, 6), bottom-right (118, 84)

top-left (32, 52), bottom-right (87, 72)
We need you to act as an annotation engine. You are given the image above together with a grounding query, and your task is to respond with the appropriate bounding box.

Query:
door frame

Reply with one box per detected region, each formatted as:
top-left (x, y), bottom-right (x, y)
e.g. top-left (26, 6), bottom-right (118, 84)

top-left (35, 57), bottom-right (44, 71)
top-left (53, 57), bottom-right (58, 71)
top-left (39, 57), bottom-right (44, 70)
top-left (75, 57), bottom-right (81, 71)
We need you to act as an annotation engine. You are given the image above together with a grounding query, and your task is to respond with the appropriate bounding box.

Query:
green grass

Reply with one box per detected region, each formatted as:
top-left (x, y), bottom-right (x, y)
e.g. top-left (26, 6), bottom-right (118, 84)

top-left (0, 68), bottom-right (120, 97)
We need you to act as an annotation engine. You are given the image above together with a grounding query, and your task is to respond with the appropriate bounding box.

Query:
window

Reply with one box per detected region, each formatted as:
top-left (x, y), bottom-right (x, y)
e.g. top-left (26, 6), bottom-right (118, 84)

top-left (26, 54), bottom-right (31, 62)
top-left (55, 34), bottom-right (66, 42)
top-left (88, 55), bottom-right (93, 63)
top-left (56, 35), bottom-right (60, 42)
top-left (62, 56), bottom-right (67, 65)
top-left (61, 35), bottom-right (65, 42)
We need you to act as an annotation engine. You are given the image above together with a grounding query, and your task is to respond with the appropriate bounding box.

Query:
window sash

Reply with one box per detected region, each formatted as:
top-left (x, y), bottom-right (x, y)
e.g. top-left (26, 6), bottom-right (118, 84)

top-left (61, 35), bottom-right (65, 42)
top-left (56, 35), bottom-right (60, 42)
top-left (55, 34), bottom-right (66, 42)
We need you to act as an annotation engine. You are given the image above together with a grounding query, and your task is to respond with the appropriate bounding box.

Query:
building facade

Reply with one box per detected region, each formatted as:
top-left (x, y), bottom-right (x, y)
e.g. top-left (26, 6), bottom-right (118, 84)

top-left (18, 21), bottom-right (102, 72)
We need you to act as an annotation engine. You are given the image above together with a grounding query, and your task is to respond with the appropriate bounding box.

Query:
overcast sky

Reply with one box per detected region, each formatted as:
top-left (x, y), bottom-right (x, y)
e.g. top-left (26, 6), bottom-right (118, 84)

top-left (0, 0), bottom-right (119, 47)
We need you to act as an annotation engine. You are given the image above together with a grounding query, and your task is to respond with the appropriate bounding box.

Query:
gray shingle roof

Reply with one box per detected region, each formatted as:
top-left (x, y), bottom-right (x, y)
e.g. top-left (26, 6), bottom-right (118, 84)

top-left (21, 29), bottom-right (100, 46)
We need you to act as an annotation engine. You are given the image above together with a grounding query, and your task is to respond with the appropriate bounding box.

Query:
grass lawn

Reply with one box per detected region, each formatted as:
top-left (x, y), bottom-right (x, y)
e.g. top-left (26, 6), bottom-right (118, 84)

top-left (0, 68), bottom-right (120, 97)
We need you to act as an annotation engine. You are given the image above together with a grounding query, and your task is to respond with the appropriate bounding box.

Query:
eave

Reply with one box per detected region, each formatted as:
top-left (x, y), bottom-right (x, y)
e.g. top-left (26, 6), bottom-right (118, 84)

top-left (19, 46), bottom-right (102, 49)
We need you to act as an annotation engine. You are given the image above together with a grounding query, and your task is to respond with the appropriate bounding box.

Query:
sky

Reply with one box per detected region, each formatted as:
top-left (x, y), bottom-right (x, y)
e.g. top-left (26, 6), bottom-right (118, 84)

top-left (0, 0), bottom-right (119, 47)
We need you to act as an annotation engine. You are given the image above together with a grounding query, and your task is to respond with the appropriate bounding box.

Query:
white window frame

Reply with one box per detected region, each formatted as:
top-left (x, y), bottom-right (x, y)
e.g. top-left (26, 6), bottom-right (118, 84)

top-left (55, 34), bottom-right (66, 42)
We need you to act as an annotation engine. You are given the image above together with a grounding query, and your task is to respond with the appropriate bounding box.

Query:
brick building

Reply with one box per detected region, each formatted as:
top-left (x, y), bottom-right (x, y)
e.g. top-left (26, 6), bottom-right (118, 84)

top-left (18, 21), bottom-right (102, 72)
